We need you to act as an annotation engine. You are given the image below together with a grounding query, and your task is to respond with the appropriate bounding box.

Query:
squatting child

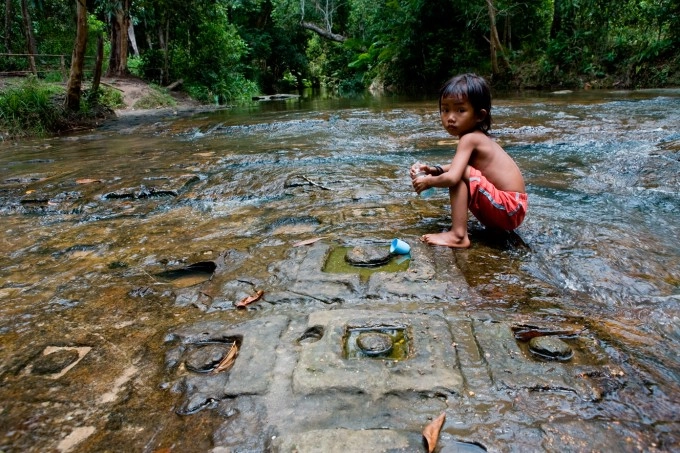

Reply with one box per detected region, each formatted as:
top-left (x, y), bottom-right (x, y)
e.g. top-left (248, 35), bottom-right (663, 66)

top-left (411, 73), bottom-right (527, 248)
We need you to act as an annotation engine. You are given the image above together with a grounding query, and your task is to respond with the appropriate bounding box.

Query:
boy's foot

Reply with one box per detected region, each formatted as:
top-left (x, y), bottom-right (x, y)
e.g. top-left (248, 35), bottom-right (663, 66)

top-left (421, 231), bottom-right (470, 248)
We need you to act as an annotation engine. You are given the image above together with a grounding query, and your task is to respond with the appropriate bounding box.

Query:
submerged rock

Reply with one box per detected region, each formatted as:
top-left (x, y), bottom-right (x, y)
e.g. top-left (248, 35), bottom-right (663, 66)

top-left (356, 332), bottom-right (393, 356)
top-left (529, 336), bottom-right (573, 361)
top-left (345, 246), bottom-right (392, 267)
top-left (185, 343), bottom-right (233, 373)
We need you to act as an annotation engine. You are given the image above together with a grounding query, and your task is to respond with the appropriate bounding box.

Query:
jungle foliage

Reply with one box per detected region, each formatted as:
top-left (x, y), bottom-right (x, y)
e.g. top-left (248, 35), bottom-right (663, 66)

top-left (2, 0), bottom-right (679, 103)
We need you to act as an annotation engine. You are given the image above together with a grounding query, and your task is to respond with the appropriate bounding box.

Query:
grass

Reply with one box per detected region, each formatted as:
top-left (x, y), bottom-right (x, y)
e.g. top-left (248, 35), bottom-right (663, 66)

top-left (0, 76), bottom-right (64, 137)
top-left (0, 76), bottom-right (120, 139)
top-left (133, 85), bottom-right (177, 109)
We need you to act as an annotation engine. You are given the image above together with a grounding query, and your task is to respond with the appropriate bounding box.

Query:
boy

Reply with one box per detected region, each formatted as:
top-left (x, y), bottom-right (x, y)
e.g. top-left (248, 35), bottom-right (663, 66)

top-left (411, 73), bottom-right (527, 248)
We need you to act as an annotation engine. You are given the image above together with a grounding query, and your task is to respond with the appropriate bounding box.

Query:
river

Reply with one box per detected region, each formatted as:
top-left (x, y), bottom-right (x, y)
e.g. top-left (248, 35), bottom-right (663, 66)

top-left (1, 89), bottom-right (679, 452)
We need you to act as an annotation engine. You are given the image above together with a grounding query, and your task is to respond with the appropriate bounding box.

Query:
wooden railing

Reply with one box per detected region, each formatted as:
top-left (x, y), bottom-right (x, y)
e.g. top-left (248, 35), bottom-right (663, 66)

top-left (0, 53), bottom-right (95, 79)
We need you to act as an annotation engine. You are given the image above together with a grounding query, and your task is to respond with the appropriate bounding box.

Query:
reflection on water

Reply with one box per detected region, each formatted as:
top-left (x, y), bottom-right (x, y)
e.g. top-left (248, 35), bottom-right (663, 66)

top-left (1, 89), bottom-right (679, 449)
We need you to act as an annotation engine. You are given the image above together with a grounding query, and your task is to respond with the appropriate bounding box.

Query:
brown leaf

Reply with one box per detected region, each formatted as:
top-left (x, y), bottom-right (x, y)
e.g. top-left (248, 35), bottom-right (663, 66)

top-left (293, 237), bottom-right (327, 247)
top-left (76, 178), bottom-right (102, 184)
top-left (210, 343), bottom-right (239, 375)
top-left (235, 289), bottom-right (264, 308)
top-left (422, 412), bottom-right (446, 453)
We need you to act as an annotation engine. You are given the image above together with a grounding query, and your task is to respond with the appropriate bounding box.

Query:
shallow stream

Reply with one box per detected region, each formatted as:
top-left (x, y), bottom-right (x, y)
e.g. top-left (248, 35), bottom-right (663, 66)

top-left (1, 89), bottom-right (679, 452)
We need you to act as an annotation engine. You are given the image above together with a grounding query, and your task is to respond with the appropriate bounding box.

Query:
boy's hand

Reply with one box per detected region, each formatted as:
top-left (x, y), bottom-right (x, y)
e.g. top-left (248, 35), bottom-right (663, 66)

top-left (412, 174), bottom-right (431, 194)
top-left (410, 163), bottom-right (429, 180)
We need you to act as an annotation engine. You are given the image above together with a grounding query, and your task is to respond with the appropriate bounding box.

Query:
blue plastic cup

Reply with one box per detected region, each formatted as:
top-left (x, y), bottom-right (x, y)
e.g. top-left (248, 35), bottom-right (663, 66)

top-left (390, 238), bottom-right (411, 255)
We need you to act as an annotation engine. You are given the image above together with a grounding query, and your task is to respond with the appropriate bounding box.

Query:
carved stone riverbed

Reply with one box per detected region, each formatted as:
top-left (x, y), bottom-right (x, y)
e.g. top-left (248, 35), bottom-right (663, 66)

top-left (1, 90), bottom-right (679, 452)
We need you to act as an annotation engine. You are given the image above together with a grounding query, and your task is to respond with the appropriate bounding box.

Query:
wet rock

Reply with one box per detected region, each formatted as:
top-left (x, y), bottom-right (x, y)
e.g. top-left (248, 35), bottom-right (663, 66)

top-left (184, 343), bottom-right (233, 373)
top-left (176, 393), bottom-right (218, 415)
top-left (439, 440), bottom-right (488, 452)
top-left (32, 349), bottom-right (80, 375)
top-left (128, 286), bottom-right (155, 298)
top-left (529, 336), bottom-right (573, 361)
top-left (155, 261), bottom-right (216, 288)
top-left (284, 175), bottom-right (314, 188)
top-left (345, 246), bottom-right (391, 267)
top-left (513, 323), bottom-right (583, 342)
top-left (213, 397), bottom-right (270, 451)
top-left (273, 428), bottom-right (414, 452)
top-left (297, 326), bottom-right (324, 344)
top-left (356, 332), bottom-right (393, 356)
top-left (268, 216), bottom-right (320, 235)
top-left (541, 420), bottom-right (659, 451)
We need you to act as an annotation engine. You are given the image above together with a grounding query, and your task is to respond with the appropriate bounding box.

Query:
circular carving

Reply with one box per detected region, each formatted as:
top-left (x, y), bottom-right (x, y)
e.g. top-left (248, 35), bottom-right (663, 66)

top-left (185, 343), bottom-right (232, 373)
top-left (345, 246), bottom-right (392, 267)
top-left (356, 332), bottom-right (393, 356)
top-left (529, 336), bottom-right (573, 361)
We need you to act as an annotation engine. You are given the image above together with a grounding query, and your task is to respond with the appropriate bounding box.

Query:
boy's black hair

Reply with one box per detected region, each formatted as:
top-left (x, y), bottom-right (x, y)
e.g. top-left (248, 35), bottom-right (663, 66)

top-left (439, 73), bottom-right (492, 134)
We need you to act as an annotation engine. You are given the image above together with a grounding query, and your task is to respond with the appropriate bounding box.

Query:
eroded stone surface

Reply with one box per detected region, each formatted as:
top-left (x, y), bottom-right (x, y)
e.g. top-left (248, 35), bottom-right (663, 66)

top-left (165, 316), bottom-right (289, 414)
top-left (293, 310), bottom-right (463, 398)
top-left (472, 320), bottom-right (620, 400)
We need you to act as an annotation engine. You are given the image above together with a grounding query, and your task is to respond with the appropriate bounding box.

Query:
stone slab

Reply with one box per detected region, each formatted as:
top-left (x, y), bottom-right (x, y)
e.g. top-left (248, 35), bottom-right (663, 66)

top-left (472, 320), bottom-right (622, 400)
top-left (165, 315), bottom-right (289, 412)
top-left (293, 309), bottom-right (462, 398)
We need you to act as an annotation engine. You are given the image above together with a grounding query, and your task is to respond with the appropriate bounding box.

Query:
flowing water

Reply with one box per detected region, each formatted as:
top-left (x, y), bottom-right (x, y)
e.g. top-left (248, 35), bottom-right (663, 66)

top-left (1, 89), bottom-right (679, 451)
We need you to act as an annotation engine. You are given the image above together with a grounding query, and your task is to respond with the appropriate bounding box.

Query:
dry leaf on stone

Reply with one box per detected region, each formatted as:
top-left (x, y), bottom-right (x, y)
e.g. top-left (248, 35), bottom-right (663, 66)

top-left (235, 289), bottom-right (264, 308)
top-left (292, 237), bottom-right (326, 247)
top-left (210, 343), bottom-right (238, 375)
top-left (422, 412), bottom-right (446, 453)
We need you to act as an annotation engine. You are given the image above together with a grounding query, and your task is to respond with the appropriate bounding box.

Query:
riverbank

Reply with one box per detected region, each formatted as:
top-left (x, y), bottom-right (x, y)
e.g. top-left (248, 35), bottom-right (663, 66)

top-left (0, 75), bottom-right (217, 139)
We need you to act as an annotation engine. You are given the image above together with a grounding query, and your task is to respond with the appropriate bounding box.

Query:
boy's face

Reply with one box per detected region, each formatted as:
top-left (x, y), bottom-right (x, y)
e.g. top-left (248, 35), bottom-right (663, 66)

top-left (439, 96), bottom-right (486, 137)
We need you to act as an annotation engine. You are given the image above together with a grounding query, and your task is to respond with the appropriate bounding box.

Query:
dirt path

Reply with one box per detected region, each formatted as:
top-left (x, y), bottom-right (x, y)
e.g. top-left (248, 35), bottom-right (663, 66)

top-left (102, 76), bottom-right (203, 112)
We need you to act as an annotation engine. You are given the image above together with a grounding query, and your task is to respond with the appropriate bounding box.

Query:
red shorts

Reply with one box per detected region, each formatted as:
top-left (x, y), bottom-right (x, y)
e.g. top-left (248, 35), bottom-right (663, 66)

top-left (468, 167), bottom-right (527, 231)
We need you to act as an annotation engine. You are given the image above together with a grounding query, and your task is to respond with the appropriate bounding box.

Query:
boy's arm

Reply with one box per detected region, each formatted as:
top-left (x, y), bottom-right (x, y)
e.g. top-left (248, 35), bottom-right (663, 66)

top-left (423, 134), bottom-right (476, 188)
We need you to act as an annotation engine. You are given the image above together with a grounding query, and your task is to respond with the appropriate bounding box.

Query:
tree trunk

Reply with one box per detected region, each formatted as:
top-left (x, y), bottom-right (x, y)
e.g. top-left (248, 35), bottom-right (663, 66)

top-left (91, 35), bottom-right (104, 94)
top-left (4, 0), bottom-right (11, 53)
top-left (128, 22), bottom-right (140, 57)
top-left (485, 0), bottom-right (510, 77)
top-left (20, 0), bottom-right (37, 75)
top-left (161, 18), bottom-right (170, 85)
top-left (105, 0), bottom-right (130, 77)
top-left (65, 0), bottom-right (88, 112)
top-left (300, 21), bottom-right (347, 42)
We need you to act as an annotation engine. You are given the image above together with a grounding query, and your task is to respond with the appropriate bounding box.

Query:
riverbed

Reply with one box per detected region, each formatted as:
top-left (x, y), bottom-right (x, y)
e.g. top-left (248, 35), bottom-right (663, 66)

top-left (1, 89), bottom-right (679, 452)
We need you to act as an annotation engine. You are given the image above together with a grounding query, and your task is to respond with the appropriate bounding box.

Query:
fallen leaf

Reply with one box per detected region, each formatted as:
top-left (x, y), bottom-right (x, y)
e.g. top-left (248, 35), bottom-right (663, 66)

top-left (210, 343), bottom-right (239, 375)
top-left (25, 189), bottom-right (35, 194)
top-left (235, 289), bottom-right (264, 308)
top-left (422, 412), bottom-right (446, 453)
top-left (293, 237), bottom-right (326, 247)
top-left (76, 178), bottom-right (102, 184)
